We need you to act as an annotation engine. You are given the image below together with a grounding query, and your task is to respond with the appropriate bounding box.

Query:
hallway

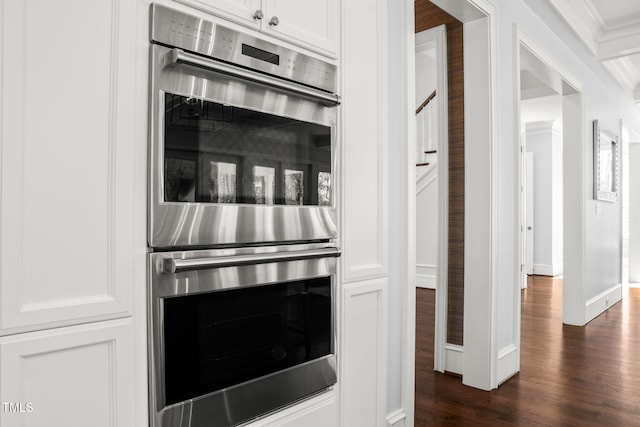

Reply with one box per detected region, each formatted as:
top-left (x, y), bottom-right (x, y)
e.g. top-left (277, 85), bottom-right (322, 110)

top-left (415, 277), bottom-right (640, 426)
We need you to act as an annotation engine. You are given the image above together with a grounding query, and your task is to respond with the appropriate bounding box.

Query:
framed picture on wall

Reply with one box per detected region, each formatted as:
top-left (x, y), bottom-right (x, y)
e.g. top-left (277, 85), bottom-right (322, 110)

top-left (593, 120), bottom-right (619, 202)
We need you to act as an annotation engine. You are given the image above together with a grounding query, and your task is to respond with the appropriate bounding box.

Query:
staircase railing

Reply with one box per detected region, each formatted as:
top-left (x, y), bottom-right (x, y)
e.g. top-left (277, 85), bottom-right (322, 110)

top-left (415, 90), bottom-right (437, 115)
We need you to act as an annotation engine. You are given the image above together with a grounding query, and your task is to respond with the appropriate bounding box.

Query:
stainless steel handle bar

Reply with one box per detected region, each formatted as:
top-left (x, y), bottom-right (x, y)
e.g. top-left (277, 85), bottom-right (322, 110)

top-left (165, 48), bottom-right (341, 106)
top-left (164, 247), bottom-right (341, 273)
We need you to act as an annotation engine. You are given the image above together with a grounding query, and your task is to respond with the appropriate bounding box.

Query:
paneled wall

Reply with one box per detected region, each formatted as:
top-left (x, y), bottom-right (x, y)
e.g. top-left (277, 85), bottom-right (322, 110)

top-left (415, 0), bottom-right (465, 346)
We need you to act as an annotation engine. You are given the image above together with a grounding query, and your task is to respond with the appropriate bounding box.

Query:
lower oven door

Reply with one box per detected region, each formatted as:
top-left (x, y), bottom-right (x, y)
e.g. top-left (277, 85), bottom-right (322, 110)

top-left (149, 243), bottom-right (339, 427)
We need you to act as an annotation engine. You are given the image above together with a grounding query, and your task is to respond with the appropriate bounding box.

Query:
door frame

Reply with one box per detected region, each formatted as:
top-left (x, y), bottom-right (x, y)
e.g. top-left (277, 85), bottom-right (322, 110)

top-left (525, 152), bottom-right (533, 280)
top-left (622, 121), bottom-right (640, 286)
top-left (414, 24), bottom-right (449, 373)
top-left (404, 0), bottom-right (499, 413)
top-left (514, 24), bottom-right (585, 337)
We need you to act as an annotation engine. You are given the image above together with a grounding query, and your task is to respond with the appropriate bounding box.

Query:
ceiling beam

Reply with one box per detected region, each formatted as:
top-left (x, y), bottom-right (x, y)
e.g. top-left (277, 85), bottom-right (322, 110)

top-left (598, 30), bottom-right (640, 61)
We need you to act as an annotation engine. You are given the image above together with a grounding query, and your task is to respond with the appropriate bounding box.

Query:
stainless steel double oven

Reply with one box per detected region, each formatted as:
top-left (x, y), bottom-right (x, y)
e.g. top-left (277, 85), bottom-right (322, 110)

top-left (148, 4), bottom-right (340, 427)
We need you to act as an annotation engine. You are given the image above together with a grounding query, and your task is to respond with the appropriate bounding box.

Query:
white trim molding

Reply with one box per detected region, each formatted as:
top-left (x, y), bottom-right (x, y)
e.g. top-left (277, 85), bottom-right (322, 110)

top-left (386, 409), bottom-right (407, 427)
top-left (544, 0), bottom-right (602, 55)
top-left (444, 344), bottom-right (464, 376)
top-left (402, 0), bottom-right (417, 426)
top-left (585, 284), bottom-right (623, 324)
top-left (414, 22), bottom-right (449, 376)
top-left (531, 263), bottom-right (564, 277)
top-left (416, 264), bottom-right (436, 289)
top-left (430, 0), bottom-right (499, 391)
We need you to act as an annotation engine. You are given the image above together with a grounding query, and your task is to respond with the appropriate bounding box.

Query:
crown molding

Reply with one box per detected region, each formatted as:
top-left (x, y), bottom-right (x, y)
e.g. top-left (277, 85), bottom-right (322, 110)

top-left (602, 57), bottom-right (638, 93)
top-left (598, 27), bottom-right (640, 60)
top-left (545, 0), bottom-right (602, 54)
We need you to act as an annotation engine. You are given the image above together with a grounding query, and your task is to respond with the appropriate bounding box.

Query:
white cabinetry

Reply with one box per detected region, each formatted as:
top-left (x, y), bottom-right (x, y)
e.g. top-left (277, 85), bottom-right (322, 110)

top-left (339, 0), bottom-right (388, 426)
top-left (0, 319), bottom-right (135, 427)
top-left (0, 0), bottom-right (146, 426)
top-left (173, 0), bottom-right (338, 57)
top-left (0, 0), bottom-right (141, 335)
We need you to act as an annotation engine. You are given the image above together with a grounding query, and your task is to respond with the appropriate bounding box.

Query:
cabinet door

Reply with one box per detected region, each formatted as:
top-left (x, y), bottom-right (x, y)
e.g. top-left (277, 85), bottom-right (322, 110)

top-left (173, 0), bottom-right (262, 29)
top-left (0, 319), bottom-right (134, 427)
top-left (262, 0), bottom-right (338, 57)
top-left (0, 0), bottom-right (142, 333)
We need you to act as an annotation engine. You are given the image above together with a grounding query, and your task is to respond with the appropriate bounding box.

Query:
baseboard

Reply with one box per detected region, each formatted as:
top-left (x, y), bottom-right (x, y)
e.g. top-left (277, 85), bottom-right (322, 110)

top-left (496, 344), bottom-right (518, 385)
top-left (532, 263), bottom-right (563, 276)
top-left (552, 262), bottom-right (563, 276)
top-left (444, 344), bottom-right (463, 375)
top-left (585, 284), bottom-right (622, 324)
top-left (386, 409), bottom-right (406, 427)
top-left (416, 264), bottom-right (436, 289)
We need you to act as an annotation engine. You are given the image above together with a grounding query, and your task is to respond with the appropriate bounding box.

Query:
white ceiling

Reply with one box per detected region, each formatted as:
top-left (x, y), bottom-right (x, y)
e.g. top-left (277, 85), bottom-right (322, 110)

top-left (546, 0), bottom-right (640, 103)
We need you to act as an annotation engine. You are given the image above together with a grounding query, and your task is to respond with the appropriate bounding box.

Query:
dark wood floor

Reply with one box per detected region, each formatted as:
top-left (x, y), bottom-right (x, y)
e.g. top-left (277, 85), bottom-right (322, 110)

top-left (415, 276), bottom-right (640, 426)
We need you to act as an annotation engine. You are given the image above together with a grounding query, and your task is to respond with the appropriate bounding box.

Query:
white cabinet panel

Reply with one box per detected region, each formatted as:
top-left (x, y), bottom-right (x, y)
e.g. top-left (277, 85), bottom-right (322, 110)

top-left (340, 0), bottom-right (388, 283)
top-left (173, 0), bottom-right (338, 57)
top-left (0, 0), bottom-right (140, 332)
top-left (173, 0), bottom-right (261, 29)
top-left (340, 279), bottom-right (387, 427)
top-left (0, 318), bottom-right (134, 427)
top-left (262, 0), bottom-right (337, 56)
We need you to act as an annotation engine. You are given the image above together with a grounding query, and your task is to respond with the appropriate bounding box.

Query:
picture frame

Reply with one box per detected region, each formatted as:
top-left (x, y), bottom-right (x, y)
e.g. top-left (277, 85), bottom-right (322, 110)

top-left (593, 120), bottom-right (619, 202)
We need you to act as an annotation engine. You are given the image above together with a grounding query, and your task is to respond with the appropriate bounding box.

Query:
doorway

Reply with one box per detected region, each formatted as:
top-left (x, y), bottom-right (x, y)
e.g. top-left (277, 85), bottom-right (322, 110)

top-left (520, 97), bottom-right (564, 285)
top-left (621, 123), bottom-right (640, 288)
top-left (515, 29), bottom-right (585, 346)
top-left (409, 0), bottom-right (498, 399)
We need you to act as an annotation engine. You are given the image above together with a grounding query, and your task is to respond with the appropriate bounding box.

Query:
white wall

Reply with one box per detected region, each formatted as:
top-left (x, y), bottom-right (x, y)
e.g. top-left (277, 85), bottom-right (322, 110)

top-left (416, 174), bottom-right (438, 287)
top-left (525, 120), bottom-right (563, 275)
top-left (630, 144), bottom-right (640, 282)
top-left (415, 49), bottom-right (437, 109)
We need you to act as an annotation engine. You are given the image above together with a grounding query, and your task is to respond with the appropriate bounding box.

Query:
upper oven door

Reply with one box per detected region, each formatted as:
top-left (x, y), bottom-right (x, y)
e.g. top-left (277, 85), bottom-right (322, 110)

top-left (149, 43), bottom-right (338, 249)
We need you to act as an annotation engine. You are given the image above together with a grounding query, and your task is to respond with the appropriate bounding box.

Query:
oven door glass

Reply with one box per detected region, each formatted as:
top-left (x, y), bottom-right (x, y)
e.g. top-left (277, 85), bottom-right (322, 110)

top-left (164, 93), bottom-right (332, 206)
top-left (162, 276), bottom-right (332, 405)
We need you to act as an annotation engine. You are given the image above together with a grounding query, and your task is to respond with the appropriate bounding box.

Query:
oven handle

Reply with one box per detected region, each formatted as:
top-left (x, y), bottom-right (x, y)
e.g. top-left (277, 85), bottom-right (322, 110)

top-left (163, 247), bottom-right (341, 273)
top-left (165, 48), bottom-right (341, 107)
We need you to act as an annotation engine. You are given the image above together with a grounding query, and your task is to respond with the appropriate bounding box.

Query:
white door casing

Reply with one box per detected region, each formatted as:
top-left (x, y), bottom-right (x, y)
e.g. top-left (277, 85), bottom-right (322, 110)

top-left (630, 144), bottom-right (640, 283)
top-left (516, 29), bottom-right (585, 326)
top-left (526, 152), bottom-right (534, 279)
top-left (414, 24), bottom-right (449, 374)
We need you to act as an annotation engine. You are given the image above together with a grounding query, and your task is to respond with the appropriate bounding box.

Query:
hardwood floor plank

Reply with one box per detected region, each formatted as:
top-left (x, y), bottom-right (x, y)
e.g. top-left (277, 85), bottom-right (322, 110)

top-left (415, 278), bottom-right (640, 426)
